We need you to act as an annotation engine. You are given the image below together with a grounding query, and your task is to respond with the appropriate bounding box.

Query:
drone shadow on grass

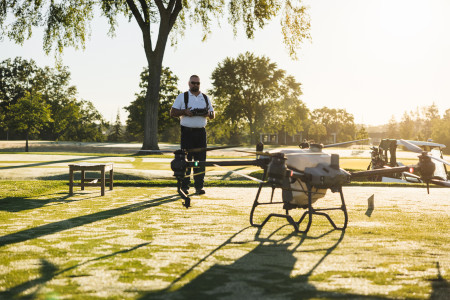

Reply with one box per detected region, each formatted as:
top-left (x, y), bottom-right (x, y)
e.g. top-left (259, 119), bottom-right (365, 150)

top-left (0, 242), bottom-right (150, 299)
top-left (143, 224), bottom-right (448, 299)
top-left (142, 227), bottom-right (389, 300)
top-left (0, 194), bottom-right (180, 248)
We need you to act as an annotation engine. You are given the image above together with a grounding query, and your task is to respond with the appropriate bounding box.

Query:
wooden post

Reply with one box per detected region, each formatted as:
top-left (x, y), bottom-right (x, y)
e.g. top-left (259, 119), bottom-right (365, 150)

top-left (81, 170), bottom-right (85, 191)
top-left (109, 168), bottom-right (114, 191)
top-left (101, 168), bottom-right (105, 196)
top-left (69, 166), bottom-right (74, 195)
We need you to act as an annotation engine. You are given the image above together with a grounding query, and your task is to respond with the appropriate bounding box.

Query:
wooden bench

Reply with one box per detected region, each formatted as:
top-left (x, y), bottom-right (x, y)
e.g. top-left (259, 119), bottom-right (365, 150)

top-left (69, 163), bottom-right (114, 196)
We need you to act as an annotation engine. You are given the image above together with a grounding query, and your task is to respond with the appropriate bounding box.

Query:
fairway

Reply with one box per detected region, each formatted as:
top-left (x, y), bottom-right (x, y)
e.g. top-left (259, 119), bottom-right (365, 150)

top-left (0, 182), bottom-right (448, 299)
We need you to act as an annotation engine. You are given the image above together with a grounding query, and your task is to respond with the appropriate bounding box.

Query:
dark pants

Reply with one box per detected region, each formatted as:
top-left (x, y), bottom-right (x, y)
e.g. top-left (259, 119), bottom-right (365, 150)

top-left (180, 126), bottom-right (207, 191)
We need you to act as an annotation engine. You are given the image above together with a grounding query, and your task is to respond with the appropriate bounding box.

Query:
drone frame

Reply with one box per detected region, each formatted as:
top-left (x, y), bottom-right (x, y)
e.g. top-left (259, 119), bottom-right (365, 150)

top-left (249, 167), bottom-right (348, 234)
top-left (170, 141), bottom-right (449, 234)
top-left (172, 149), bottom-right (349, 234)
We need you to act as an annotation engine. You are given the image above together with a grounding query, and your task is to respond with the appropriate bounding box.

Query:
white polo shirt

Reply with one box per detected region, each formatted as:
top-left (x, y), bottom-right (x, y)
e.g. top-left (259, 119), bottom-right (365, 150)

top-left (172, 91), bottom-right (214, 128)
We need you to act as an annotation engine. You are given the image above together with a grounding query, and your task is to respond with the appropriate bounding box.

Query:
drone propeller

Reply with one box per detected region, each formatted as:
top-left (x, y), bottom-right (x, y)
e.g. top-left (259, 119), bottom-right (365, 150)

top-left (213, 164), bottom-right (310, 193)
top-left (397, 139), bottom-right (422, 153)
top-left (138, 145), bottom-right (240, 155)
top-left (212, 164), bottom-right (264, 183)
top-left (398, 139), bottom-right (450, 166)
top-left (426, 155), bottom-right (450, 167)
top-left (402, 171), bottom-right (421, 180)
top-left (234, 150), bottom-right (301, 158)
top-left (234, 149), bottom-right (275, 156)
top-left (323, 138), bottom-right (369, 148)
top-left (186, 145), bottom-right (241, 153)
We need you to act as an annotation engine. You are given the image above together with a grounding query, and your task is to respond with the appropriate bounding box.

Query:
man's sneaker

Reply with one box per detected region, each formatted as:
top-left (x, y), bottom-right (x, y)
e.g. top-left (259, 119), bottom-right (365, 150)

top-left (195, 189), bottom-right (206, 195)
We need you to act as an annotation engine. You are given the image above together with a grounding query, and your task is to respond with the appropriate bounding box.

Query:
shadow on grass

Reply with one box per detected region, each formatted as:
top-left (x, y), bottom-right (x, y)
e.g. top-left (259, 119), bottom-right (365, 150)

top-left (0, 194), bottom-right (180, 248)
top-left (38, 171), bottom-right (152, 181)
top-left (0, 242), bottom-right (150, 299)
top-left (0, 192), bottom-right (82, 213)
top-left (429, 262), bottom-right (450, 300)
top-left (142, 227), bottom-right (390, 299)
top-left (0, 155), bottom-right (103, 171)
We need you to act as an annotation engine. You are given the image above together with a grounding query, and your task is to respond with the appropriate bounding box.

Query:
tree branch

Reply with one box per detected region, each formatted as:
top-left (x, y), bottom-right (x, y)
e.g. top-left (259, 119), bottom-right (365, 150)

top-left (167, 0), bottom-right (176, 12)
top-left (138, 0), bottom-right (150, 24)
top-left (154, 0), bottom-right (166, 15)
top-left (126, 0), bottom-right (145, 29)
top-left (127, 0), bottom-right (152, 55)
top-left (168, 0), bottom-right (182, 31)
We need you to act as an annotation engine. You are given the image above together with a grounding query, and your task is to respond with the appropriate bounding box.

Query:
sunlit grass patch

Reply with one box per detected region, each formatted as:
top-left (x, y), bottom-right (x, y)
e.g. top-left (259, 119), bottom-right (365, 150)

top-left (0, 180), bottom-right (66, 198)
top-left (0, 183), bottom-right (448, 299)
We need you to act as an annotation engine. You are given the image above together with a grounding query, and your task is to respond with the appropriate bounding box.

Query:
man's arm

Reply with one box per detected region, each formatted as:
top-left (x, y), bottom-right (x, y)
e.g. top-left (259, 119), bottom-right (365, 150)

top-left (208, 111), bottom-right (215, 119)
top-left (170, 107), bottom-right (193, 117)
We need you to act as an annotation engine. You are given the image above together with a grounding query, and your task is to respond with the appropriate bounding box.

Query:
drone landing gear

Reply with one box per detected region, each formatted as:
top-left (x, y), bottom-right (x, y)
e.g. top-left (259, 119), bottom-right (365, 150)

top-left (176, 178), bottom-right (191, 208)
top-left (250, 183), bottom-right (348, 234)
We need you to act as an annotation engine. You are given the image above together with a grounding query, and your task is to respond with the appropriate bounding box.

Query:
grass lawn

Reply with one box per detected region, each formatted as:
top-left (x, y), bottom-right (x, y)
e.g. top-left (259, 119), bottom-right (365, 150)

top-left (0, 180), bottom-right (448, 299)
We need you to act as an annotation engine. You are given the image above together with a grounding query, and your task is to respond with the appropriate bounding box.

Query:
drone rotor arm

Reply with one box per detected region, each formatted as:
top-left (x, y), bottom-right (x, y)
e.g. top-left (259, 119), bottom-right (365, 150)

top-left (430, 179), bottom-right (450, 188)
top-left (350, 166), bottom-right (411, 178)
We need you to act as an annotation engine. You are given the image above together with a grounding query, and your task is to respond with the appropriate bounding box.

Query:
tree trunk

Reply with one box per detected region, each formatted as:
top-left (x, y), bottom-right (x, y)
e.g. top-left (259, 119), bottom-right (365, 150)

top-left (249, 120), bottom-right (255, 145)
top-left (142, 61), bottom-right (162, 150)
top-left (128, 0), bottom-right (182, 150)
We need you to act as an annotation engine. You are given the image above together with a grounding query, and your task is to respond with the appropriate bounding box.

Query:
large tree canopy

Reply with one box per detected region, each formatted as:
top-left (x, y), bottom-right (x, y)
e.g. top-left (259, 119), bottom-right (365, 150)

top-left (210, 52), bottom-right (308, 144)
top-left (8, 91), bottom-right (53, 151)
top-left (0, 0), bottom-right (311, 149)
top-left (0, 57), bottom-right (106, 142)
top-left (124, 66), bottom-right (180, 142)
top-left (310, 107), bottom-right (356, 143)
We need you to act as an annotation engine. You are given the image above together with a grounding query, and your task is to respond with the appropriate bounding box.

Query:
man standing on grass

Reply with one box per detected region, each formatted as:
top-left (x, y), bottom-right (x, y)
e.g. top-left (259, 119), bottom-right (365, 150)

top-left (170, 75), bottom-right (215, 195)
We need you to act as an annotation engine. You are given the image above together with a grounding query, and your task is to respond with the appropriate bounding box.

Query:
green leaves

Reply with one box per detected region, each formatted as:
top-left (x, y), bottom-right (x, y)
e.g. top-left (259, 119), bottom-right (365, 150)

top-left (9, 91), bottom-right (53, 135)
top-left (1, 1), bottom-right (310, 58)
top-left (124, 66), bottom-right (180, 142)
top-left (1, 0), bottom-right (311, 149)
top-left (210, 52), bottom-right (307, 144)
top-left (0, 57), bottom-right (106, 142)
top-left (310, 107), bottom-right (356, 143)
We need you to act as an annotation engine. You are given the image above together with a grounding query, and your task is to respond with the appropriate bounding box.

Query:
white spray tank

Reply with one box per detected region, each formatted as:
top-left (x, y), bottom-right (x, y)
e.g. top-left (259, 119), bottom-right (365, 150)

top-left (274, 145), bottom-right (331, 207)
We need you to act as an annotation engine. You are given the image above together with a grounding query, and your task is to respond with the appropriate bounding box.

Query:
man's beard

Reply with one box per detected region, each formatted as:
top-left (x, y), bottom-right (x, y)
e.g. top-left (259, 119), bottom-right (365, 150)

top-left (190, 86), bottom-right (199, 93)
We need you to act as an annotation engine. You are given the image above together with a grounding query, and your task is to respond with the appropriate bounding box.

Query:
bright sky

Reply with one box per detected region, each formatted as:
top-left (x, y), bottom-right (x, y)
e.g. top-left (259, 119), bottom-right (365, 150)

top-left (1, 0), bottom-right (449, 126)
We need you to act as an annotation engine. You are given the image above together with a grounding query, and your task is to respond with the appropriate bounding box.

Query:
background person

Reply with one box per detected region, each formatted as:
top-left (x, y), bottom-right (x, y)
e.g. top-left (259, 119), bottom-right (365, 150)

top-left (170, 75), bottom-right (215, 195)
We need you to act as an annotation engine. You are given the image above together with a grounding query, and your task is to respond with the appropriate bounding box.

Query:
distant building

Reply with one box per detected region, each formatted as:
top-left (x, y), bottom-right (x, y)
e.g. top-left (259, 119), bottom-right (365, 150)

top-left (260, 131), bottom-right (304, 145)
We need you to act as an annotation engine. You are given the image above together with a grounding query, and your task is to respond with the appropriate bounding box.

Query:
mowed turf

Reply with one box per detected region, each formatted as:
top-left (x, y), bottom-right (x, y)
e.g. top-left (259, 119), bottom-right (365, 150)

top-left (0, 181), bottom-right (448, 299)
